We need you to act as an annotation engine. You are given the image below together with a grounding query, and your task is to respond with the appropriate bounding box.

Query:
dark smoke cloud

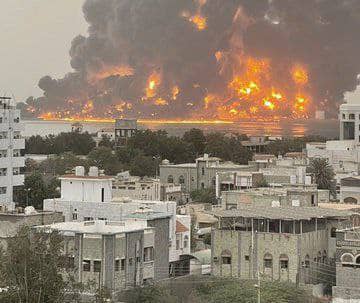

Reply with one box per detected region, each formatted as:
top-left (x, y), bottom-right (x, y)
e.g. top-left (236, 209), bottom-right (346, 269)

top-left (19, 0), bottom-right (360, 119)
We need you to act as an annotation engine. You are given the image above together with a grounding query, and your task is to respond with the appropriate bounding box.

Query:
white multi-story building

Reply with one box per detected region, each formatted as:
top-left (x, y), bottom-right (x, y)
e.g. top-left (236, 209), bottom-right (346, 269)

top-left (112, 171), bottom-right (161, 201)
top-left (0, 97), bottom-right (25, 211)
top-left (43, 166), bottom-right (191, 276)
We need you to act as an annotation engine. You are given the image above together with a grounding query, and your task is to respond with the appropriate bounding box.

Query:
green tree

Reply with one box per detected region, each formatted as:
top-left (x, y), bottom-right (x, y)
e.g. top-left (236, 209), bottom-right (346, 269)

top-left (98, 135), bottom-right (114, 149)
top-left (196, 278), bottom-right (313, 303)
top-left (183, 128), bottom-right (206, 156)
top-left (38, 152), bottom-right (89, 175)
top-left (88, 147), bottom-right (122, 175)
top-left (19, 172), bottom-right (48, 209)
top-left (122, 285), bottom-right (178, 303)
top-left (0, 226), bottom-right (80, 303)
top-left (308, 158), bottom-right (335, 192)
top-left (190, 188), bottom-right (216, 204)
top-left (129, 154), bottom-right (157, 177)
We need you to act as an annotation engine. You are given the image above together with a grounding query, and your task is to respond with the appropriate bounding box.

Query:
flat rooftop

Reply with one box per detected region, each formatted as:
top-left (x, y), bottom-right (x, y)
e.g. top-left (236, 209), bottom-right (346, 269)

top-left (38, 220), bottom-right (151, 235)
top-left (125, 211), bottom-right (172, 220)
top-left (212, 204), bottom-right (355, 221)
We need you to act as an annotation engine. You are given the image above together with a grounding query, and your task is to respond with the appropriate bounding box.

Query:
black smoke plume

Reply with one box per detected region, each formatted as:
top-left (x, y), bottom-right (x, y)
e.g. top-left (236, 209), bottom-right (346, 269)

top-left (19, 0), bottom-right (360, 119)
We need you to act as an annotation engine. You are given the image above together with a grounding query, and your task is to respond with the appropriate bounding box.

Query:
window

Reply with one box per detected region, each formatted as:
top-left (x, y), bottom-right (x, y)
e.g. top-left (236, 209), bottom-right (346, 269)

top-left (245, 255), bottom-right (250, 261)
top-left (264, 253), bottom-right (273, 268)
top-left (144, 247), bottom-right (154, 262)
top-left (201, 182), bottom-right (205, 189)
top-left (184, 235), bottom-right (189, 248)
top-left (280, 255), bottom-right (289, 269)
top-left (349, 113), bottom-right (355, 120)
top-left (167, 175), bottom-right (174, 183)
top-left (304, 255), bottom-right (310, 268)
top-left (330, 227), bottom-right (337, 238)
top-left (98, 217), bottom-right (107, 221)
top-left (84, 217), bottom-right (93, 221)
top-left (0, 168), bottom-right (7, 176)
top-left (129, 258), bottom-right (133, 266)
top-left (115, 259), bottom-right (120, 271)
top-left (179, 175), bottom-right (185, 184)
top-left (0, 187), bottom-right (7, 194)
top-left (176, 239), bottom-right (180, 250)
top-left (342, 114), bottom-right (345, 119)
top-left (93, 260), bottom-right (101, 272)
top-left (222, 256), bottom-right (231, 264)
top-left (341, 253), bottom-right (354, 264)
top-left (201, 167), bottom-right (205, 176)
top-left (121, 259), bottom-right (125, 270)
top-left (72, 213), bottom-right (78, 220)
top-left (221, 250), bottom-right (232, 265)
top-left (67, 256), bottom-right (75, 269)
top-left (83, 260), bottom-right (91, 272)
top-left (280, 260), bottom-right (288, 269)
top-left (101, 188), bottom-right (104, 202)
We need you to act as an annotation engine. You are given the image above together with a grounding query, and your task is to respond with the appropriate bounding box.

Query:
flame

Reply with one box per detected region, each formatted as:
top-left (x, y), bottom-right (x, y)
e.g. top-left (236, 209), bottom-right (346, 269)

top-left (154, 98), bottom-right (168, 106)
top-left (89, 65), bottom-right (134, 82)
top-left (172, 86), bottom-right (179, 100)
top-left (145, 72), bottom-right (161, 98)
top-left (292, 64), bottom-right (308, 85)
top-left (263, 99), bottom-right (275, 110)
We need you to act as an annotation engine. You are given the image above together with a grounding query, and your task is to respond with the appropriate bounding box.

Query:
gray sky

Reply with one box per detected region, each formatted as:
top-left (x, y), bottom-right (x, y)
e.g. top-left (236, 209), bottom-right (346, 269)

top-left (0, 0), bottom-right (87, 102)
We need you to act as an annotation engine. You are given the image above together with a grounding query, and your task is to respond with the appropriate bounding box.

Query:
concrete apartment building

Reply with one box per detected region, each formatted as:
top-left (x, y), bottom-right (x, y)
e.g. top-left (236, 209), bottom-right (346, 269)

top-left (220, 187), bottom-right (319, 210)
top-left (0, 208), bottom-right (63, 248)
top-left (115, 118), bottom-right (137, 146)
top-left (333, 226), bottom-right (360, 302)
top-left (339, 176), bottom-right (360, 204)
top-left (159, 154), bottom-right (255, 193)
top-left (306, 98), bottom-right (360, 179)
top-left (43, 166), bottom-right (191, 277)
top-left (38, 220), bottom-right (157, 293)
top-left (113, 171), bottom-right (184, 203)
top-left (0, 97), bottom-right (25, 211)
top-left (112, 171), bottom-right (161, 201)
top-left (211, 205), bottom-right (358, 287)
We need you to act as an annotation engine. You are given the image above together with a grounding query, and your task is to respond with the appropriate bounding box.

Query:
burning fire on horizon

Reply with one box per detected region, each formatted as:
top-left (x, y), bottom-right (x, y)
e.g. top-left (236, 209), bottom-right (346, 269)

top-left (18, 0), bottom-right (360, 122)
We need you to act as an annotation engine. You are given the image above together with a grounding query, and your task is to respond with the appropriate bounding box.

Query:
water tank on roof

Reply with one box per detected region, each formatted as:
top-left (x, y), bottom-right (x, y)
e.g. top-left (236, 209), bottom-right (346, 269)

top-left (24, 206), bottom-right (37, 215)
top-left (75, 166), bottom-right (85, 176)
top-left (89, 166), bottom-right (99, 177)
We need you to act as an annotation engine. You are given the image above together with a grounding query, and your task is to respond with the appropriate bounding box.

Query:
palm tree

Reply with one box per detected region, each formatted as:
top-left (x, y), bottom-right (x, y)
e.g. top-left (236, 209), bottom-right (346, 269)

top-left (308, 158), bottom-right (335, 192)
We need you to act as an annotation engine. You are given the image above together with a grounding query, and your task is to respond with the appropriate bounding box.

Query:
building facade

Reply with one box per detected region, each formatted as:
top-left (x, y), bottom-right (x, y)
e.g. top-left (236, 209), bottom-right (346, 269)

top-left (115, 119), bottom-right (137, 146)
top-left (333, 227), bottom-right (360, 302)
top-left (38, 220), bottom-right (156, 293)
top-left (0, 97), bottom-right (25, 211)
top-left (211, 205), bottom-right (357, 287)
top-left (160, 154), bottom-right (255, 193)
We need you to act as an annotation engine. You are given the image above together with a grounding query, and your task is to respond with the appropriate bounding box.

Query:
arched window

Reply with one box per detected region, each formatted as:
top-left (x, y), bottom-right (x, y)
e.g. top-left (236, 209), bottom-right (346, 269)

top-left (167, 175), bottom-right (174, 183)
top-left (264, 253), bottom-right (273, 269)
top-left (344, 197), bottom-right (358, 204)
top-left (279, 254), bottom-right (289, 270)
top-left (330, 227), bottom-right (337, 238)
top-left (304, 254), bottom-right (310, 268)
top-left (221, 249), bottom-right (232, 265)
top-left (341, 253), bottom-right (354, 264)
top-left (179, 175), bottom-right (185, 184)
top-left (355, 255), bottom-right (360, 265)
top-left (183, 235), bottom-right (189, 248)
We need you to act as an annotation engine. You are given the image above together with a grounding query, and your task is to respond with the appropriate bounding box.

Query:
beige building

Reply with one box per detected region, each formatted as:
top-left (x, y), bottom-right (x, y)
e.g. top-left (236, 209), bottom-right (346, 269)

top-left (0, 208), bottom-right (63, 248)
top-left (211, 205), bottom-right (358, 287)
top-left (160, 154), bottom-right (255, 193)
top-left (38, 219), bottom-right (158, 293)
top-left (220, 187), bottom-right (319, 210)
